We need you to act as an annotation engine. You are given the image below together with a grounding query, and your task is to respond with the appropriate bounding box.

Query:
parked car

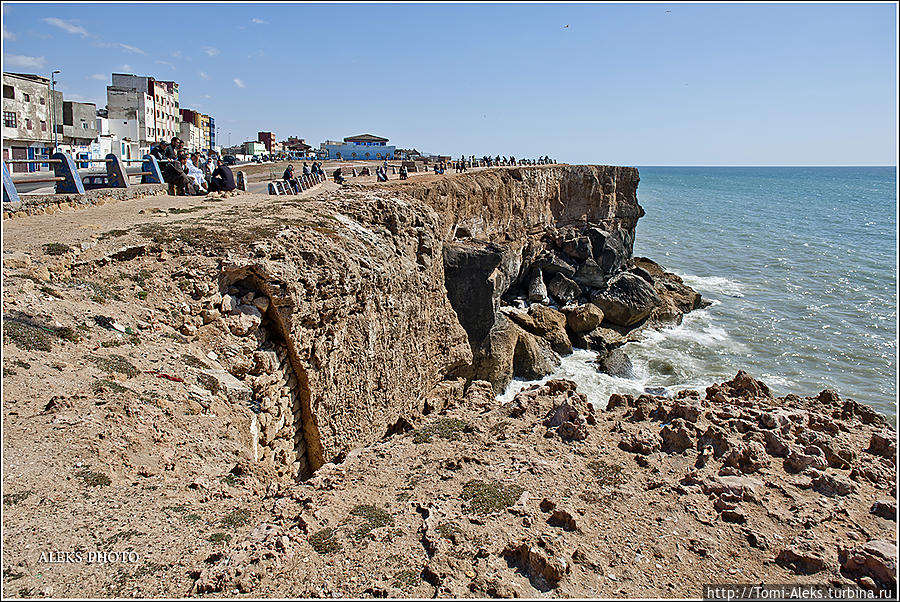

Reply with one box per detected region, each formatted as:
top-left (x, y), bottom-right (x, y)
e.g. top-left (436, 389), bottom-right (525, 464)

top-left (223, 155), bottom-right (237, 166)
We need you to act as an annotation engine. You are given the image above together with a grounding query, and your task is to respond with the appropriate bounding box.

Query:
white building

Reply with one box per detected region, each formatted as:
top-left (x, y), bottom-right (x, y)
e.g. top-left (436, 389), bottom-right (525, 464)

top-left (106, 73), bottom-right (179, 151)
top-left (179, 120), bottom-right (204, 154)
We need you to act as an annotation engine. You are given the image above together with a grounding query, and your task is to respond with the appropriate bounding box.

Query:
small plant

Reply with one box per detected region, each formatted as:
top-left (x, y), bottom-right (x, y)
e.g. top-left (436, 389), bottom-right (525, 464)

top-left (392, 569), bottom-right (421, 588)
top-left (54, 326), bottom-right (81, 343)
top-left (42, 242), bottom-right (73, 256)
top-left (184, 513), bottom-right (201, 524)
top-left (412, 418), bottom-right (470, 444)
top-left (221, 508), bottom-right (251, 528)
top-left (461, 480), bottom-right (524, 515)
top-left (101, 229), bottom-right (129, 239)
top-left (76, 469), bottom-right (111, 487)
top-left (207, 532), bottom-right (231, 543)
top-left (349, 504), bottom-right (393, 540)
top-left (3, 567), bottom-right (25, 581)
top-left (87, 354), bottom-right (139, 378)
top-left (587, 460), bottom-right (625, 486)
top-left (220, 474), bottom-right (239, 487)
top-left (3, 320), bottom-right (53, 352)
top-left (101, 340), bottom-right (125, 348)
top-left (102, 529), bottom-right (142, 547)
top-left (137, 291), bottom-right (148, 300)
top-left (309, 528), bottom-right (341, 554)
top-left (436, 521), bottom-right (464, 543)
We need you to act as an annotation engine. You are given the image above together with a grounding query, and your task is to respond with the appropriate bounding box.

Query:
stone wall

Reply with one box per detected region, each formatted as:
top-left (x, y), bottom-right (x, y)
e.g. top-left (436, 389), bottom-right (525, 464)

top-left (2, 183), bottom-right (168, 218)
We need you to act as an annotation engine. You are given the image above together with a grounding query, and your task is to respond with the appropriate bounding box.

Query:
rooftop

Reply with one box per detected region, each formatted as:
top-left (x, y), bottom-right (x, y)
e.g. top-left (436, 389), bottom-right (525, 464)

top-left (343, 134), bottom-right (389, 143)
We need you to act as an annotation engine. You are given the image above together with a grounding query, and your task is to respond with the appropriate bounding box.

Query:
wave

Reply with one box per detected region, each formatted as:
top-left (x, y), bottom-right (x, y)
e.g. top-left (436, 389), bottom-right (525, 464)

top-left (674, 273), bottom-right (745, 298)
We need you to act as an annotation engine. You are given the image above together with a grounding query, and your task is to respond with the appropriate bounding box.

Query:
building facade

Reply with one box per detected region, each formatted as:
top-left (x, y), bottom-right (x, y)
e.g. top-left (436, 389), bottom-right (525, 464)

top-left (2, 72), bottom-right (64, 172)
top-left (60, 100), bottom-right (98, 166)
top-left (323, 134), bottom-right (395, 161)
top-left (107, 73), bottom-right (179, 152)
top-left (257, 131), bottom-right (275, 153)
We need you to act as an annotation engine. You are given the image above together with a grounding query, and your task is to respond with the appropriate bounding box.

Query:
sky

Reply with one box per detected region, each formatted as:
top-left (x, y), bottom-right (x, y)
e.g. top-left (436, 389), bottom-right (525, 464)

top-left (1, 2), bottom-right (897, 165)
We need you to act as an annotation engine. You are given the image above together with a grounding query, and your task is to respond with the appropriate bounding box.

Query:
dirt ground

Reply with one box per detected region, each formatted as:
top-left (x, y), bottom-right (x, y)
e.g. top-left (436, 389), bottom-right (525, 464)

top-left (1, 172), bottom-right (895, 599)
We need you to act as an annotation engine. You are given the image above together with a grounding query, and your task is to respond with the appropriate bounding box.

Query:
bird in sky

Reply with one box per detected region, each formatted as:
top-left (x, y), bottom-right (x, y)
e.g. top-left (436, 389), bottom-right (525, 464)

top-left (564, 24), bottom-right (569, 28)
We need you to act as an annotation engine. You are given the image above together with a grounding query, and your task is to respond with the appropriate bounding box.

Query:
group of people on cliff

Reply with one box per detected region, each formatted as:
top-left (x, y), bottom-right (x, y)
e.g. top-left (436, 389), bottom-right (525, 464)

top-left (149, 137), bottom-right (236, 195)
top-left (282, 161), bottom-right (326, 192)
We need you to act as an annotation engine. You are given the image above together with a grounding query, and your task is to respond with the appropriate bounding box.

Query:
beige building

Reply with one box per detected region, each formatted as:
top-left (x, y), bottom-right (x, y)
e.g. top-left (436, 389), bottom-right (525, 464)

top-left (2, 72), bottom-right (63, 172)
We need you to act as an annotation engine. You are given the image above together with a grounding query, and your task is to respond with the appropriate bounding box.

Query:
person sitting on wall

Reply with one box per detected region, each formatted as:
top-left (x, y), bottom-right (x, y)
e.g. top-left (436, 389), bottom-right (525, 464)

top-left (163, 153), bottom-right (198, 196)
top-left (283, 164), bottom-right (298, 192)
top-left (399, 165), bottom-right (408, 180)
top-left (150, 140), bottom-right (169, 162)
top-left (302, 162), bottom-right (311, 177)
top-left (186, 153), bottom-right (208, 194)
top-left (333, 167), bottom-right (345, 184)
top-left (209, 158), bottom-right (236, 193)
top-left (376, 166), bottom-right (388, 182)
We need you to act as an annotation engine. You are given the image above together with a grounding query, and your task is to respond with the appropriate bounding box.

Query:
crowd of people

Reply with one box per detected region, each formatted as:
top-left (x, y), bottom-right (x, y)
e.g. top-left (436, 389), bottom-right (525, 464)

top-left (149, 136), bottom-right (236, 195)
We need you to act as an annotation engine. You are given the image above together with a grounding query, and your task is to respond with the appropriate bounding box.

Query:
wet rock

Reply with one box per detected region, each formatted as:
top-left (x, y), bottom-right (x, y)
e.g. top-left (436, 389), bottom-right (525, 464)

top-left (591, 271), bottom-right (660, 327)
top-left (595, 348), bottom-right (633, 378)
top-left (513, 327), bottom-right (560, 380)
top-left (838, 540), bottom-right (897, 590)
top-left (564, 304), bottom-right (604, 334)
top-left (546, 273), bottom-right (581, 305)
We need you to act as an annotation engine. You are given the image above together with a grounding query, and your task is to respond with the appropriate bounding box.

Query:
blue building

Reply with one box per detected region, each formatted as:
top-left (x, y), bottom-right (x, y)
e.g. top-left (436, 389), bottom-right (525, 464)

top-left (323, 134), bottom-right (395, 161)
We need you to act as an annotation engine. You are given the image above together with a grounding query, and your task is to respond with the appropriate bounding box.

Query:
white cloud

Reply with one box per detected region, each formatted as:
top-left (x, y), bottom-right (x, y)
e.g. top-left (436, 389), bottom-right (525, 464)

top-left (118, 43), bottom-right (147, 56)
top-left (251, 18), bottom-right (269, 25)
top-left (198, 71), bottom-right (209, 80)
top-left (171, 50), bottom-right (182, 58)
top-left (203, 46), bottom-right (220, 57)
top-left (2, 20), bottom-right (15, 41)
top-left (88, 73), bottom-right (106, 81)
top-left (155, 60), bottom-right (176, 70)
top-left (42, 17), bottom-right (88, 36)
top-left (3, 53), bottom-right (46, 69)
top-left (120, 64), bottom-right (133, 72)
top-left (233, 78), bottom-right (245, 88)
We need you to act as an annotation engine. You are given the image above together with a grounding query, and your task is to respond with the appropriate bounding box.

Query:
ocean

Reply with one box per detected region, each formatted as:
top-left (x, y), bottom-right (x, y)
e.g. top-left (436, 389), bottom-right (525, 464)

top-left (500, 167), bottom-right (897, 421)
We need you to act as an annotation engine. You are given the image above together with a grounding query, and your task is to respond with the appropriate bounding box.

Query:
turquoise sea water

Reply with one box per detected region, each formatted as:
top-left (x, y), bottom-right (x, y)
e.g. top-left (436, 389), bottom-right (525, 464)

top-left (501, 167), bottom-right (898, 420)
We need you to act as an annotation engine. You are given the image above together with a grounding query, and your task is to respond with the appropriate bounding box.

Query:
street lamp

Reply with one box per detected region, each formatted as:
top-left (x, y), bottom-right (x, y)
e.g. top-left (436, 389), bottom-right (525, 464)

top-left (50, 70), bottom-right (60, 150)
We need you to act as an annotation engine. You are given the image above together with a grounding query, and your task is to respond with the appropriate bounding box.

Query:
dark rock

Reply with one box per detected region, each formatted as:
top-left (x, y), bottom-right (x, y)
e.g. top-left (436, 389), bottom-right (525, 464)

top-left (561, 236), bottom-right (592, 261)
top-left (546, 273), bottom-right (581, 305)
top-left (573, 258), bottom-right (607, 288)
top-left (443, 241), bottom-right (518, 346)
top-left (528, 267), bottom-right (549, 303)
top-left (595, 348), bottom-right (633, 379)
top-left (591, 272), bottom-right (660, 327)
top-left (513, 327), bottom-right (560, 380)
top-left (870, 499), bottom-right (896, 520)
top-left (532, 249), bottom-right (576, 279)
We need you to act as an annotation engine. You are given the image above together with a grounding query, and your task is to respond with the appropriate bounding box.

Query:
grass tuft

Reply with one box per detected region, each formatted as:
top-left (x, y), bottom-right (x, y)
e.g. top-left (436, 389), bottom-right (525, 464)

top-left (461, 480), bottom-right (524, 515)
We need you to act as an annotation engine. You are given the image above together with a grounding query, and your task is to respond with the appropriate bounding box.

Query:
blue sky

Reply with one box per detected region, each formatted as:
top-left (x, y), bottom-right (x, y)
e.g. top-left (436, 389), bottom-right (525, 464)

top-left (2, 2), bottom-right (897, 165)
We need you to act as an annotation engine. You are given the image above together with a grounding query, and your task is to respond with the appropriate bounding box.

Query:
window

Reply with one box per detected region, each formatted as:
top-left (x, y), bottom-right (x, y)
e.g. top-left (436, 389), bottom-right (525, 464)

top-left (3, 85), bottom-right (14, 99)
top-left (23, 93), bottom-right (30, 102)
top-left (26, 118), bottom-right (33, 129)
top-left (41, 120), bottom-right (47, 131)
top-left (3, 111), bottom-right (16, 127)
top-left (40, 97), bottom-right (45, 105)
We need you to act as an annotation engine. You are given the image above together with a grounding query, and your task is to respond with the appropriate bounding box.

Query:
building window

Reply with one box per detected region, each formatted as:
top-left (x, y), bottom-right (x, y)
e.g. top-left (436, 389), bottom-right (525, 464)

top-left (41, 120), bottom-right (47, 131)
top-left (26, 118), bottom-right (33, 129)
top-left (3, 85), bottom-right (14, 99)
top-left (40, 97), bottom-right (45, 105)
top-left (3, 111), bottom-right (17, 127)
top-left (23, 93), bottom-right (30, 102)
